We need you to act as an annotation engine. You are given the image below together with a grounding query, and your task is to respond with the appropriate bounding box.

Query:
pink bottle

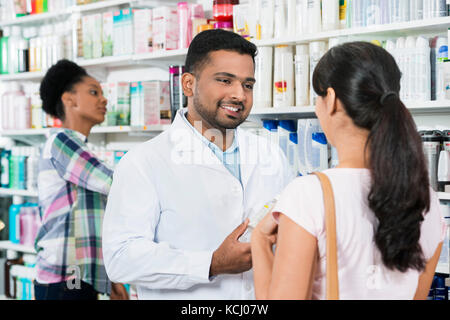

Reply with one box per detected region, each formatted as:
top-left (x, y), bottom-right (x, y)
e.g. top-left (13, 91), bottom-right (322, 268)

top-left (178, 2), bottom-right (190, 49)
top-left (19, 205), bottom-right (41, 247)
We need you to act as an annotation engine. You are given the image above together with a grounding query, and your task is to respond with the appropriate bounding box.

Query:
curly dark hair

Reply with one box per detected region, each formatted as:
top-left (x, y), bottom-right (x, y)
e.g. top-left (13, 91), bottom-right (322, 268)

top-left (39, 59), bottom-right (88, 120)
top-left (313, 41), bottom-right (429, 273)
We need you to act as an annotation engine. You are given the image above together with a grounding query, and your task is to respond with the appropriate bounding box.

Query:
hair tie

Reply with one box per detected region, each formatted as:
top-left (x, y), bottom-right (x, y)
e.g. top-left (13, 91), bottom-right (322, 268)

top-left (380, 91), bottom-right (398, 105)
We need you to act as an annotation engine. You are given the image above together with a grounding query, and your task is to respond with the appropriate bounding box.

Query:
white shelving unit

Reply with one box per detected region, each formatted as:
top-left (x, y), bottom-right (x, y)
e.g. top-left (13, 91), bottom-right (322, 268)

top-left (0, 240), bottom-right (36, 254)
top-left (438, 192), bottom-right (450, 201)
top-left (0, 188), bottom-right (38, 197)
top-left (0, 1), bottom-right (449, 289)
top-left (0, 124), bottom-right (170, 137)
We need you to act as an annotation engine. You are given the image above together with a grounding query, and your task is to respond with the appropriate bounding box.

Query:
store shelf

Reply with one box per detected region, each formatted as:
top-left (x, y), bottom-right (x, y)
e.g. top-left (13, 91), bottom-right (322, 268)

top-left (0, 71), bottom-right (46, 81)
top-left (438, 192), bottom-right (450, 201)
top-left (0, 188), bottom-right (38, 197)
top-left (72, 0), bottom-right (132, 12)
top-left (0, 241), bottom-right (36, 254)
top-left (248, 101), bottom-right (450, 120)
top-left (253, 16), bottom-right (450, 47)
top-left (0, 10), bottom-right (70, 27)
top-left (0, 125), bottom-right (170, 137)
top-left (436, 263), bottom-right (449, 275)
top-left (0, 295), bottom-right (14, 301)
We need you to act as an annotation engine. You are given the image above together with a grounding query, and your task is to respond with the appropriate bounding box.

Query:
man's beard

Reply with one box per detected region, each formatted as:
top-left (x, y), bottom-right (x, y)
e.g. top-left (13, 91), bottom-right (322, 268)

top-left (193, 94), bottom-right (247, 130)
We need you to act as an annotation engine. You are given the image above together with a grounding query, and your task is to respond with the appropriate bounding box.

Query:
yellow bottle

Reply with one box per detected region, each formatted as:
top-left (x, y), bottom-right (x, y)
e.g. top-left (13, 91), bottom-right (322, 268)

top-left (36, 0), bottom-right (43, 14)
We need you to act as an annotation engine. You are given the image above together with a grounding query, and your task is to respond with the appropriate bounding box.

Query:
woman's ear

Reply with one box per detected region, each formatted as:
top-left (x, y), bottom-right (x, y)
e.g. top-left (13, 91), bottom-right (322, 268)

top-left (326, 87), bottom-right (338, 116)
top-left (181, 72), bottom-right (195, 97)
top-left (61, 91), bottom-right (76, 110)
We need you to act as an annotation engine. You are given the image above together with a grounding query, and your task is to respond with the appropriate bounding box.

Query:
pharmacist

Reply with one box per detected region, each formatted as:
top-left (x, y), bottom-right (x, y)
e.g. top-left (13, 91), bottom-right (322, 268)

top-left (102, 29), bottom-right (295, 300)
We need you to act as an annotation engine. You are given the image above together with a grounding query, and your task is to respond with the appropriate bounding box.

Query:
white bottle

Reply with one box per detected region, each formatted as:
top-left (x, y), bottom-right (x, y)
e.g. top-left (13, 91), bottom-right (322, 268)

top-left (416, 36), bottom-right (431, 102)
top-left (366, 0), bottom-right (382, 26)
top-left (273, 45), bottom-right (295, 108)
top-left (295, 0), bottom-right (307, 34)
top-left (254, 46), bottom-right (274, 108)
top-left (410, 0), bottom-right (424, 21)
top-left (295, 44), bottom-right (310, 106)
top-left (395, 37), bottom-right (406, 100)
top-left (322, 0), bottom-right (340, 31)
top-left (405, 36), bottom-right (417, 101)
top-left (287, 0), bottom-right (296, 36)
top-left (309, 41), bottom-right (327, 106)
top-left (16, 94), bottom-right (30, 130)
top-left (274, 0), bottom-right (287, 39)
top-left (260, 0), bottom-right (275, 39)
top-left (352, 0), bottom-right (364, 27)
top-left (306, 0), bottom-right (322, 34)
top-left (8, 26), bottom-right (22, 74)
top-left (399, 0), bottom-right (410, 22)
top-left (435, 37), bottom-right (448, 100)
top-left (1, 82), bottom-right (11, 130)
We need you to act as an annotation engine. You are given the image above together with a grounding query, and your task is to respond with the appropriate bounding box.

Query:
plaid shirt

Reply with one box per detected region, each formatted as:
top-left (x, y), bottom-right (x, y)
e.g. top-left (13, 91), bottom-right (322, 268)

top-left (35, 128), bottom-right (113, 294)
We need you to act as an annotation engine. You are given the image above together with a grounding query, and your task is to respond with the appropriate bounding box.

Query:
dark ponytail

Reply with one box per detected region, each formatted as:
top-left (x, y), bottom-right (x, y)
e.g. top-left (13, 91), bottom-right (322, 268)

top-left (312, 41), bottom-right (429, 272)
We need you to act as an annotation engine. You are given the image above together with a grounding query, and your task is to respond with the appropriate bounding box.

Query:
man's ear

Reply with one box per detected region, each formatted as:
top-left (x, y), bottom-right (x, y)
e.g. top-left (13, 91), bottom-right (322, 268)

top-left (182, 72), bottom-right (195, 97)
top-left (326, 87), bottom-right (338, 116)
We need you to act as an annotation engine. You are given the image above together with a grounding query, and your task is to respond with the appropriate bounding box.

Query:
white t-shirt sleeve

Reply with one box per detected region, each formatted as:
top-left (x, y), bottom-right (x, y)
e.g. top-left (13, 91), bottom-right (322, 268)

top-left (419, 189), bottom-right (447, 261)
top-left (271, 175), bottom-right (324, 238)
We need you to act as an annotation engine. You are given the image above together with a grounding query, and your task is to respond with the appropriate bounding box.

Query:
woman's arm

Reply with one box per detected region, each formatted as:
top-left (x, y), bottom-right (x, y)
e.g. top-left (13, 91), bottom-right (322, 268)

top-left (414, 242), bottom-right (443, 300)
top-left (251, 212), bottom-right (318, 299)
top-left (50, 131), bottom-right (113, 194)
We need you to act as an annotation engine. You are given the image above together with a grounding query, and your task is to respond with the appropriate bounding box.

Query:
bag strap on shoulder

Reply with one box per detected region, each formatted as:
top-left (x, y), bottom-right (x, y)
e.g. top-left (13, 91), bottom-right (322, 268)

top-left (312, 171), bottom-right (340, 300)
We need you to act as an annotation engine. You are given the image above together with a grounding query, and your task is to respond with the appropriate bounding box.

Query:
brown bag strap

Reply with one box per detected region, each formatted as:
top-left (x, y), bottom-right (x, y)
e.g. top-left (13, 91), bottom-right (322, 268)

top-left (312, 172), bottom-right (340, 300)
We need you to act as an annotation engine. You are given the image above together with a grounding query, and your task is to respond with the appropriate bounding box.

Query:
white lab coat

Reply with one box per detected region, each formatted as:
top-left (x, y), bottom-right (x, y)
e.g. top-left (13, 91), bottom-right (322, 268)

top-left (102, 109), bottom-right (294, 300)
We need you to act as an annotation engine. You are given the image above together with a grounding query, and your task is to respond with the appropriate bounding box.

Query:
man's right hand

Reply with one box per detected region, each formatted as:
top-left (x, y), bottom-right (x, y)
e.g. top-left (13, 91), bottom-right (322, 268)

top-left (209, 219), bottom-right (252, 277)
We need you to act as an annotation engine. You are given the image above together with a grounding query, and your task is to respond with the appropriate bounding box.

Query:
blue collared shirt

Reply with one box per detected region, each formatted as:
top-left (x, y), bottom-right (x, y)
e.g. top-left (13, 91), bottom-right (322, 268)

top-left (181, 110), bottom-right (242, 184)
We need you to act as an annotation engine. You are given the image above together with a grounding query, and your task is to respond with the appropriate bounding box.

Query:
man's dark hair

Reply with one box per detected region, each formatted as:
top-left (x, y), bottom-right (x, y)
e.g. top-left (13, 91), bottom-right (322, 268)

top-left (185, 29), bottom-right (257, 75)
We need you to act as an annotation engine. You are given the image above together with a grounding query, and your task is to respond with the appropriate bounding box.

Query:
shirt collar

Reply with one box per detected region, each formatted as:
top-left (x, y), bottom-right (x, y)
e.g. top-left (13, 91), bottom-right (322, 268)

top-left (179, 108), bottom-right (239, 154)
top-left (50, 127), bottom-right (88, 143)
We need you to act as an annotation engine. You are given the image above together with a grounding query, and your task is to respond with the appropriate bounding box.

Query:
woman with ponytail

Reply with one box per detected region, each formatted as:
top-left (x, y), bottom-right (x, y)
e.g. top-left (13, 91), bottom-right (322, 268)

top-left (251, 42), bottom-right (445, 299)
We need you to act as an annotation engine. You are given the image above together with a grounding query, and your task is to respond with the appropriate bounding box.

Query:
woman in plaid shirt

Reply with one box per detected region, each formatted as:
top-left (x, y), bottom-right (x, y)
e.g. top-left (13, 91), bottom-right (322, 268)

top-left (34, 60), bottom-right (128, 300)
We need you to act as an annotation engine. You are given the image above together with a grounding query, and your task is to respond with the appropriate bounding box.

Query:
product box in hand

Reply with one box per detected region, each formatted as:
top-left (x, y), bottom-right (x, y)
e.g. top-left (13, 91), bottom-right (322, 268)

top-left (133, 8), bottom-right (153, 54)
top-left (152, 6), bottom-right (179, 51)
top-left (130, 81), bottom-right (170, 126)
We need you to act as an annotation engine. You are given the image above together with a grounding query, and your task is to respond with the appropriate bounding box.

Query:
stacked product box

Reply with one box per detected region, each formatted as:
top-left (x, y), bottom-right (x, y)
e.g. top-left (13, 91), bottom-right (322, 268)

top-left (130, 81), bottom-right (171, 126)
top-left (152, 6), bottom-right (179, 51)
top-left (133, 8), bottom-right (153, 54)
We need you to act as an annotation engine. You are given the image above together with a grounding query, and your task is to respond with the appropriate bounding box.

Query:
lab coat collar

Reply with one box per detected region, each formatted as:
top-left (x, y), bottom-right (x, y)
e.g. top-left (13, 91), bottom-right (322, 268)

top-left (169, 108), bottom-right (258, 188)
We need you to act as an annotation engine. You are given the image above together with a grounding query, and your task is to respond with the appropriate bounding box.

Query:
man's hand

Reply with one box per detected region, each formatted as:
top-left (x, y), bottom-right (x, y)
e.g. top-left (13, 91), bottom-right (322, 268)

top-left (110, 283), bottom-right (129, 300)
top-left (209, 219), bottom-right (252, 277)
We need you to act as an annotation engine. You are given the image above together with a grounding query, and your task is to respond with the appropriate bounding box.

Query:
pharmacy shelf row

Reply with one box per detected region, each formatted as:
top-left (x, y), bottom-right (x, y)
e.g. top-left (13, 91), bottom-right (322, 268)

top-left (0, 124), bottom-right (171, 137)
top-left (0, 0), bottom-right (181, 27)
top-left (1, 16), bottom-right (450, 81)
top-left (0, 48), bottom-right (190, 81)
top-left (0, 240), bottom-right (35, 254)
top-left (253, 16), bottom-right (450, 47)
top-left (0, 101), bottom-right (449, 137)
top-left (0, 188), bottom-right (38, 197)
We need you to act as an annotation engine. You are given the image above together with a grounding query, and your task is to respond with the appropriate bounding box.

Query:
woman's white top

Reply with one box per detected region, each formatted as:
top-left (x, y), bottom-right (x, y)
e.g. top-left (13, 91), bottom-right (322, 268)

top-left (272, 168), bottom-right (446, 300)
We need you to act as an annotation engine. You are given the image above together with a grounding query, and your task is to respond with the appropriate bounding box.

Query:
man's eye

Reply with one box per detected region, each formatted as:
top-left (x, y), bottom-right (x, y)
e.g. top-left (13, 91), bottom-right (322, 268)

top-left (217, 78), bottom-right (231, 84)
top-left (90, 90), bottom-right (98, 95)
top-left (245, 84), bottom-right (254, 90)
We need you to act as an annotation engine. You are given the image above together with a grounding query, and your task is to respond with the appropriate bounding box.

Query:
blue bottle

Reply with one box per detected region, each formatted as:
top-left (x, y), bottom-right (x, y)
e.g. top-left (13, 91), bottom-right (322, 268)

top-left (9, 196), bottom-right (23, 244)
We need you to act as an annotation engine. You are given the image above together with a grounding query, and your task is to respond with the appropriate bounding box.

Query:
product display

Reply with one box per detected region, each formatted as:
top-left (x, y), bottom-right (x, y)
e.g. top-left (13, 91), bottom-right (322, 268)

top-left (0, 0), bottom-right (448, 302)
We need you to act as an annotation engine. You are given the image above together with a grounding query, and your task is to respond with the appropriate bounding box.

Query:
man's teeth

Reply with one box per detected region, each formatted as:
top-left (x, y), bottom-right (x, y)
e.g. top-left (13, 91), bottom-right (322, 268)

top-left (222, 106), bottom-right (239, 112)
